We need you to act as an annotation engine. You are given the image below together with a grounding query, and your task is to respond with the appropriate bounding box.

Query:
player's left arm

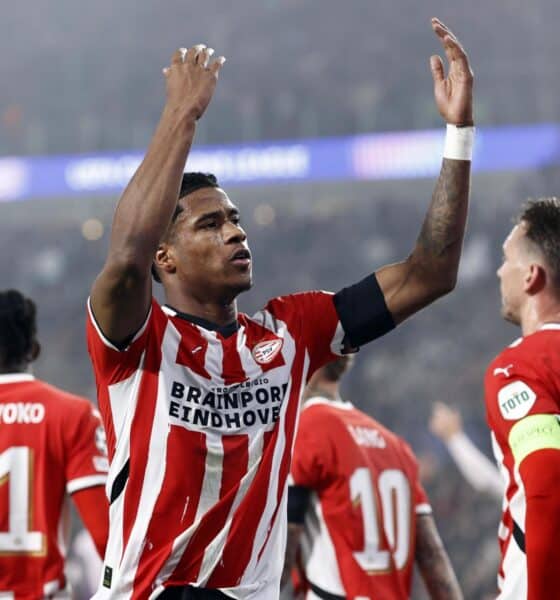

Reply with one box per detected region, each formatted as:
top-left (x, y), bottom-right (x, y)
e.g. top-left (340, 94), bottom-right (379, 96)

top-left (281, 521), bottom-right (304, 588)
top-left (508, 415), bottom-right (560, 599)
top-left (373, 19), bottom-right (473, 325)
top-left (415, 514), bottom-right (464, 600)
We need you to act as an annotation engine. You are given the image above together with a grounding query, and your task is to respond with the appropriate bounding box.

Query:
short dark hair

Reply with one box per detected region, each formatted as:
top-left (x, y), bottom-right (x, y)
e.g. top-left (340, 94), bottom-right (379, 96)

top-left (518, 197), bottom-right (560, 289)
top-left (0, 289), bottom-right (40, 369)
top-left (322, 356), bottom-right (353, 383)
top-left (151, 172), bottom-right (221, 283)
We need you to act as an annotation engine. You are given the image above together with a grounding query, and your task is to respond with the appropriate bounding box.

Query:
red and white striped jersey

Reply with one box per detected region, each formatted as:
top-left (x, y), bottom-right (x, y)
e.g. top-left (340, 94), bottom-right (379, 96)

top-left (290, 397), bottom-right (431, 600)
top-left (484, 324), bottom-right (560, 599)
top-left (86, 292), bottom-right (348, 599)
top-left (0, 374), bottom-right (108, 599)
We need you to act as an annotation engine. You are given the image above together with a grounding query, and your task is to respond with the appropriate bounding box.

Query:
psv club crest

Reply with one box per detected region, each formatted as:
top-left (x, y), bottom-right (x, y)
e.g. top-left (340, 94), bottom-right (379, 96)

top-left (252, 338), bottom-right (283, 365)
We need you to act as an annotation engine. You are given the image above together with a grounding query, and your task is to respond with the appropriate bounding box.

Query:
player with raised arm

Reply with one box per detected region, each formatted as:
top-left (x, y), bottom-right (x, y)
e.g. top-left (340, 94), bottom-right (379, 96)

top-left (0, 290), bottom-right (109, 599)
top-left (429, 402), bottom-right (502, 499)
top-left (283, 357), bottom-right (463, 600)
top-left (484, 198), bottom-right (560, 599)
top-left (87, 19), bottom-right (474, 599)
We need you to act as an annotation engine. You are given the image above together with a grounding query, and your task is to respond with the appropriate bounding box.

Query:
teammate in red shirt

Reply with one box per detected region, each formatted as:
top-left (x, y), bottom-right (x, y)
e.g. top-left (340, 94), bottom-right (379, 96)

top-left (484, 198), bottom-right (560, 599)
top-left (0, 290), bottom-right (109, 599)
top-left (87, 19), bottom-right (474, 599)
top-left (284, 357), bottom-right (462, 600)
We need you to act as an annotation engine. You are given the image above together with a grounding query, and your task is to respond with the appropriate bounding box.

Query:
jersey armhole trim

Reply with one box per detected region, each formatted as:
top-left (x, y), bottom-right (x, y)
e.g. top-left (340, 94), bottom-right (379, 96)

top-left (67, 474), bottom-right (108, 494)
top-left (415, 503), bottom-right (432, 515)
top-left (87, 297), bottom-right (152, 352)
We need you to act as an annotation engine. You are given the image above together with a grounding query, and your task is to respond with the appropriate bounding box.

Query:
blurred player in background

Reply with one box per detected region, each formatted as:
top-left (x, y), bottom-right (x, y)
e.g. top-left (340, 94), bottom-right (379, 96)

top-left (0, 289), bottom-right (109, 599)
top-left (87, 18), bottom-right (473, 599)
top-left (284, 357), bottom-right (463, 600)
top-left (484, 198), bottom-right (560, 599)
top-left (429, 402), bottom-right (502, 499)
top-left (67, 528), bottom-right (104, 600)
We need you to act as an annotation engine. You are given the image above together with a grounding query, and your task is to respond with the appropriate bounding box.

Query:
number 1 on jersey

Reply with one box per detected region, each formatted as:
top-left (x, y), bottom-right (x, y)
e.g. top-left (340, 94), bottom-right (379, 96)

top-left (0, 447), bottom-right (44, 554)
top-left (350, 467), bottom-right (411, 572)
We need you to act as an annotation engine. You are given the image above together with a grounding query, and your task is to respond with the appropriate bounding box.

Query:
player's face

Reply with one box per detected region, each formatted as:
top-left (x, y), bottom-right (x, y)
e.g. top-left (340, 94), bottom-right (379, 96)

top-left (497, 223), bottom-right (528, 325)
top-left (166, 187), bottom-right (253, 300)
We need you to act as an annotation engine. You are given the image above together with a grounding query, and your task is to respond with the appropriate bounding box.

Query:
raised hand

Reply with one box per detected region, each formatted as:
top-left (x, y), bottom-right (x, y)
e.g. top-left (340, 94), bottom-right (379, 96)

top-left (430, 18), bottom-right (474, 126)
top-left (429, 402), bottom-right (463, 442)
top-left (163, 44), bottom-right (226, 121)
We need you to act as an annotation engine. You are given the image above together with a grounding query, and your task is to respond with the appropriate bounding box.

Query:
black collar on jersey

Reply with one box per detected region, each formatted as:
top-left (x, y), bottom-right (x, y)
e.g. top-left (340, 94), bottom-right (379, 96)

top-left (164, 305), bottom-right (239, 338)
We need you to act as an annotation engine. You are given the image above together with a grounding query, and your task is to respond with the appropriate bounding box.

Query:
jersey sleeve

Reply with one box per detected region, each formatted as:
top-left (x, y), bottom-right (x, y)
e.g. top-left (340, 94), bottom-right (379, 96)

top-left (485, 355), bottom-right (559, 453)
top-left (265, 291), bottom-right (346, 376)
top-left (290, 405), bottom-right (337, 490)
top-left (63, 400), bottom-right (109, 494)
top-left (86, 296), bottom-right (156, 385)
top-left (266, 275), bottom-right (394, 376)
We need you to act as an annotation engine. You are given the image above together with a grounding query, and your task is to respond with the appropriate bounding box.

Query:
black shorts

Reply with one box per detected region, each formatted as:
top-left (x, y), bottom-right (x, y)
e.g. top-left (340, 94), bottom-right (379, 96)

top-left (159, 586), bottom-right (231, 600)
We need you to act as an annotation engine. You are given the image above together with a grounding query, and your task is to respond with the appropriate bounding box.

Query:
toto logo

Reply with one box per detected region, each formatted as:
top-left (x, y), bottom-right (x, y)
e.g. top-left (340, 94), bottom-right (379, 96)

top-left (252, 339), bottom-right (283, 365)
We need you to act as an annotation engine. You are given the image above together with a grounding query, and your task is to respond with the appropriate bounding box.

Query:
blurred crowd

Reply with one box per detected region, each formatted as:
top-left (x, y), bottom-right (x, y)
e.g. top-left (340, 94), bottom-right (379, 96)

top-left (3, 0), bottom-right (560, 596)
top-left (2, 0), bottom-right (560, 156)
top-left (3, 167), bottom-right (560, 597)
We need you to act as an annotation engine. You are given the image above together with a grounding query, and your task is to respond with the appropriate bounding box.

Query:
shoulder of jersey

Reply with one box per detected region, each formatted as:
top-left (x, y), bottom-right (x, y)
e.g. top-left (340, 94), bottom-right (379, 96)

top-left (29, 379), bottom-right (94, 413)
top-left (487, 329), bottom-right (560, 382)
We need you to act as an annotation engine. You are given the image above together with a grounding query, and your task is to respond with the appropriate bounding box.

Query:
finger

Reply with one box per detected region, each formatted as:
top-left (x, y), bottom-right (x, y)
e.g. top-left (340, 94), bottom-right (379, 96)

top-left (440, 34), bottom-right (470, 70)
top-left (162, 67), bottom-right (170, 77)
top-left (433, 23), bottom-right (460, 49)
top-left (171, 48), bottom-right (186, 66)
top-left (430, 55), bottom-right (445, 84)
top-left (431, 17), bottom-right (454, 36)
top-left (209, 55), bottom-right (227, 76)
top-left (185, 44), bottom-right (206, 65)
top-left (431, 17), bottom-right (460, 43)
top-left (196, 47), bottom-right (215, 68)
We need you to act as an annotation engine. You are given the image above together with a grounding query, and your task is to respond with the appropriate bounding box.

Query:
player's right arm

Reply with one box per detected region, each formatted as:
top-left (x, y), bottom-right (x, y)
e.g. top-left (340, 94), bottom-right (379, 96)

top-left (90, 46), bottom-right (225, 345)
top-left (415, 514), bottom-right (463, 600)
top-left (374, 19), bottom-right (473, 325)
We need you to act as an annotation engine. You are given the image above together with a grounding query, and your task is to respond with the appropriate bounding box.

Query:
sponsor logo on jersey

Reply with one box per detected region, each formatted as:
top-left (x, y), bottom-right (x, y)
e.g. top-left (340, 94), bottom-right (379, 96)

top-left (93, 455), bottom-right (110, 472)
top-left (252, 339), bottom-right (283, 365)
top-left (95, 425), bottom-right (108, 455)
top-left (493, 364), bottom-right (514, 378)
top-left (0, 402), bottom-right (45, 424)
top-left (168, 378), bottom-right (289, 432)
top-left (498, 380), bottom-right (537, 420)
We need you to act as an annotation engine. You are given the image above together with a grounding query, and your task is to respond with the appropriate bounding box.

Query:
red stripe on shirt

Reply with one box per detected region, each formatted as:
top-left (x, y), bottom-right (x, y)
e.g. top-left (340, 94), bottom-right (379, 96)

top-left (175, 323), bottom-right (211, 380)
top-left (132, 428), bottom-right (208, 592)
top-left (221, 335), bottom-right (248, 386)
top-left (170, 435), bottom-right (247, 583)
top-left (207, 431), bottom-right (275, 588)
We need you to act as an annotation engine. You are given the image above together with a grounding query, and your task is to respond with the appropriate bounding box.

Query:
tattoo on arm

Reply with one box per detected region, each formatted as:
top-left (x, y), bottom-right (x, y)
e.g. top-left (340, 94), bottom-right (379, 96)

top-left (416, 158), bottom-right (471, 273)
top-left (415, 514), bottom-right (463, 600)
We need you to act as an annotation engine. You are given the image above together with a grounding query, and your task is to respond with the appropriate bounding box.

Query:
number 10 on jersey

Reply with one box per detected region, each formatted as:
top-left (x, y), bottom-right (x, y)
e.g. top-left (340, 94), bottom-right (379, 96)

top-left (350, 467), bottom-right (412, 572)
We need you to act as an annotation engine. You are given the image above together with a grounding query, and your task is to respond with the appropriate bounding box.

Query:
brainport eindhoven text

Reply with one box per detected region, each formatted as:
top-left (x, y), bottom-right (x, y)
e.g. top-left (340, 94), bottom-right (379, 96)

top-left (169, 378), bottom-right (289, 431)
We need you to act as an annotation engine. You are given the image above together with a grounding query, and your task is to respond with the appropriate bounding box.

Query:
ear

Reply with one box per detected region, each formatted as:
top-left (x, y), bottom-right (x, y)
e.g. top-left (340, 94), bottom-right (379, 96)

top-left (524, 263), bottom-right (546, 294)
top-left (29, 340), bottom-right (41, 362)
top-left (154, 243), bottom-right (177, 279)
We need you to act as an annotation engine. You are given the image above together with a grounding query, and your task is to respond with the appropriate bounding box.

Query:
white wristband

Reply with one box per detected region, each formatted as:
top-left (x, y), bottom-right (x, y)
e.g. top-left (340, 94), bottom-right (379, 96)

top-left (443, 124), bottom-right (475, 161)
